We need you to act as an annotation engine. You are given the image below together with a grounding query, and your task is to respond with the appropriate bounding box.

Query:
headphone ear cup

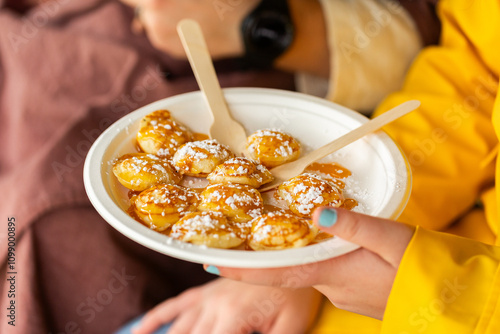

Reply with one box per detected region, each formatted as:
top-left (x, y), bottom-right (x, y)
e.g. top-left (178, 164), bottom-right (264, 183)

top-left (240, 0), bottom-right (295, 69)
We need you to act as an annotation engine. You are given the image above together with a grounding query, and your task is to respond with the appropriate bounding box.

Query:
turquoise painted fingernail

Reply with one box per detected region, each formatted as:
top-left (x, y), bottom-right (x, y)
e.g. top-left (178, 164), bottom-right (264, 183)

top-left (318, 208), bottom-right (338, 227)
top-left (205, 265), bottom-right (220, 276)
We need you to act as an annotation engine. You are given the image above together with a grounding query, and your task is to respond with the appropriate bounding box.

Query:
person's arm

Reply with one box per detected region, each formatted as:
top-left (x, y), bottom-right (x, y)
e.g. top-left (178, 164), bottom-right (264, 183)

top-left (382, 226), bottom-right (500, 333)
top-left (214, 207), bottom-right (500, 332)
top-left (131, 279), bottom-right (322, 334)
top-left (208, 208), bottom-right (415, 320)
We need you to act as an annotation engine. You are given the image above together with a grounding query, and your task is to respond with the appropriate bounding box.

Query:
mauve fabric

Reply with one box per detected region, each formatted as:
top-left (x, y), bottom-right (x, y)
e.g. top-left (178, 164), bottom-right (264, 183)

top-left (0, 1), bottom-right (295, 333)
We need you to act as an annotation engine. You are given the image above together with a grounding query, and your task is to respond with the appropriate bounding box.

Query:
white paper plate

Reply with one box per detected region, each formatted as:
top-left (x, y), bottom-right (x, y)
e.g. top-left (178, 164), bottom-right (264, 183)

top-left (84, 88), bottom-right (411, 268)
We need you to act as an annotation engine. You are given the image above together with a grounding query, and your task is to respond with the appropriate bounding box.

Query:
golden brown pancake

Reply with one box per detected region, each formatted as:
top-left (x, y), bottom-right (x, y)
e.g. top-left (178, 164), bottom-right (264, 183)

top-left (132, 184), bottom-right (199, 231)
top-left (198, 183), bottom-right (264, 223)
top-left (112, 153), bottom-right (181, 191)
top-left (247, 211), bottom-right (318, 250)
top-left (276, 173), bottom-right (343, 218)
top-left (136, 118), bottom-right (193, 158)
top-left (207, 157), bottom-right (273, 188)
top-left (246, 129), bottom-right (301, 168)
top-left (172, 139), bottom-right (234, 177)
top-left (170, 211), bottom-right (246, 249)
top-left (139, 109), bottom-right (172, 129)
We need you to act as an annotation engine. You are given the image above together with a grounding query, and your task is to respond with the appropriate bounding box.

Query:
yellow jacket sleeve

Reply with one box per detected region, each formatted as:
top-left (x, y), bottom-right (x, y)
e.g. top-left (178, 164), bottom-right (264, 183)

top-left (382, 227), bottom-right (500, 333)
top-left (373, 0), bottom-right (499, 231)
top-left (375, 0), bottom-right (500, 332)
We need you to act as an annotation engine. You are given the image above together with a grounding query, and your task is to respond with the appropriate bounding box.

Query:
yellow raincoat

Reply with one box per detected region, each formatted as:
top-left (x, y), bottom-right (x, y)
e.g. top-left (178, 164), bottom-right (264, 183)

top-left (312, 0), bottom-right (500, 332)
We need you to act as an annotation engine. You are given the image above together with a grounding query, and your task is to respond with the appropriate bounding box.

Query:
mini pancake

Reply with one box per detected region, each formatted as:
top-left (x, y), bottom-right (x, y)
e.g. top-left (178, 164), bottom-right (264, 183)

top-left (136, 118), bottom-right (193, 158)
top-left (198, 183), bottom-right (264, 223)
top-left (246, 129), bottom-right (301, 168)
top-left (139, 109), bottom-right (172, 129)
top-left (170, 211), bottom-right (246, 249)
top-left (112, 153), bottom-right (181, 191)
top-left (207, 157), bottom-right (273, 188)
top-left (247, 211), bottom-right (318, 250)
top-left (172, 139), bottom-right (234, 177)
top-left (275, 173), bottom-right (343, 218)
top-left (132, 184), bottom-right (199, 231)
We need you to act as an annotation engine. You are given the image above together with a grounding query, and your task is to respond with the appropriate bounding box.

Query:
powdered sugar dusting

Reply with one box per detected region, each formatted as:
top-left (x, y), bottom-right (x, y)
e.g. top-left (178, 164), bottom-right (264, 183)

top-left (247, 129), bottom-right (300, 158)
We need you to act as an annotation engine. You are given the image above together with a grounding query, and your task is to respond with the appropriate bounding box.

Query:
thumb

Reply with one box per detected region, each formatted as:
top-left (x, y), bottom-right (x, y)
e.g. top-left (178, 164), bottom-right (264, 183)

top-left (312, 207), bottom-right (415, 266)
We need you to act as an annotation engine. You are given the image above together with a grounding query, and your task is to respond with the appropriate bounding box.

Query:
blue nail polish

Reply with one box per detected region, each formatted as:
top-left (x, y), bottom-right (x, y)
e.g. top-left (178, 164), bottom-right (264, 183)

top-left (318, 208), bottom-right (338, 227)
top-left (205, 265), bottom-right (220, 276)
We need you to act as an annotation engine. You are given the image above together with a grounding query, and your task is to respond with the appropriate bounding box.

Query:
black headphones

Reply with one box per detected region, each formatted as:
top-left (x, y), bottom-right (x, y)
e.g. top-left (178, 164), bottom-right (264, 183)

top-left (240, 0), bottom-right (295, 69)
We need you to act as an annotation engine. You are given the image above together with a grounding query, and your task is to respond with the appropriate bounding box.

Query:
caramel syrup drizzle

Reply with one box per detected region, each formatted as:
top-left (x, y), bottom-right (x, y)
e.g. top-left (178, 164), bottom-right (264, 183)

top-left (192, 133), bottom-right (210, 141)
top-left (304, 162), bottom-right (358, 210)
